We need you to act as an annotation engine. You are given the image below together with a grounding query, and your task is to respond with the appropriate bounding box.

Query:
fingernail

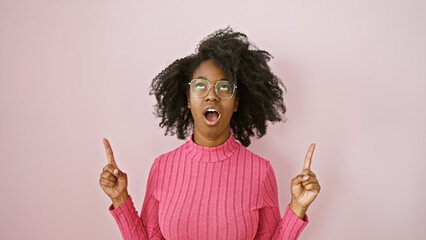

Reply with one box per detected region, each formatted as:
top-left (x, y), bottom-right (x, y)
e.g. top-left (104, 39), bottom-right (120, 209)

top-left (303, 175), bottom-right (309, 180)
top-left (114, 168), bottom-right (119, 175)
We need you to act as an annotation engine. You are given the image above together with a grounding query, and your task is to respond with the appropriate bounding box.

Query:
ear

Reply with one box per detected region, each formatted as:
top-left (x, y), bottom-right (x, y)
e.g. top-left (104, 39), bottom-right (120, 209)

top-left (233, 97), bottom-right (239, 112)
top-left (187, 97), bottom-right (191, 109)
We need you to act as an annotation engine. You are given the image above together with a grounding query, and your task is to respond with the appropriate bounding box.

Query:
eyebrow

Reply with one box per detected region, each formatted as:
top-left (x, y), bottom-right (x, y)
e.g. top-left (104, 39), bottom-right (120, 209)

top-left (195, 76), bottom-right (228, 81)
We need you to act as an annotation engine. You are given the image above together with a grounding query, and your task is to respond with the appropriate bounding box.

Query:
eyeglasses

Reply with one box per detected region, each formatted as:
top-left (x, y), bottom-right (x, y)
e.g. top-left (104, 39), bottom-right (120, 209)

top-left (188, 79), bottom-right (237, 99)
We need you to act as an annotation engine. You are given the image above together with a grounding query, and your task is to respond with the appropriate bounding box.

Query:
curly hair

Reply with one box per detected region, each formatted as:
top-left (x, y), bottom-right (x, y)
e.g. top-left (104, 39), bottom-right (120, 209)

top-left (149, 26), bottom-right (287, 147)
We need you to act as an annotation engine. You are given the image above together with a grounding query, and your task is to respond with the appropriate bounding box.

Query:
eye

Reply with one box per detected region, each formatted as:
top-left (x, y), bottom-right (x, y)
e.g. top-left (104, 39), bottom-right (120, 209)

top-left (219, 85), bottom-right (229, 91)
top-left (217, 82), bottom-right (231, 91)
top-left (195, 83), bottom-right (206, 90)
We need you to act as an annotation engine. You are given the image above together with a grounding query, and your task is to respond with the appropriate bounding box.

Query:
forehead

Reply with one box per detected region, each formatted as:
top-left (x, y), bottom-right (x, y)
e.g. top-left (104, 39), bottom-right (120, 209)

top-left (192, 60), bottom-right (227, 82)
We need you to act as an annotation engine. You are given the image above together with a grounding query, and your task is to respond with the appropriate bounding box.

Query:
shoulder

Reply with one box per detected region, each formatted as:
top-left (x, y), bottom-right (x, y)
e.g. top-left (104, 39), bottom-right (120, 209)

top-left (236, 144), bottom-right (273, 173)
top-left (152, 140), bottom-right (189, 166)
top-left (237, 143), bottom-right (271, 166)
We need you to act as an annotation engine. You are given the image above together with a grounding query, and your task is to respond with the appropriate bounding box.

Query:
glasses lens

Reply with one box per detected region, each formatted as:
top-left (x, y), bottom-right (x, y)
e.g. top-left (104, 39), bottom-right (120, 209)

top-left (216, 80), bottom-right (234, 99)
top-left (191, 79), bottom-right (209, 97)
top-left (190, 79), bottom-right (236, 99)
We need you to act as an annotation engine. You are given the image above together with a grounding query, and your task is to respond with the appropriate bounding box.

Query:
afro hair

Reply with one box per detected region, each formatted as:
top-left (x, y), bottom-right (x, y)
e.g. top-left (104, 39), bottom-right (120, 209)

top-left (149, 26), bottom-right (287, 147)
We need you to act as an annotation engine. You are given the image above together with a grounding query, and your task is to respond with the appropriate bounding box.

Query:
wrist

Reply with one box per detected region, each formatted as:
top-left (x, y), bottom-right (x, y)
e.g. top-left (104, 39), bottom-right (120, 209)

top-left (111, 191), bottom-right (129, 209)
top-left (289, 201), bottom-right (307, 219)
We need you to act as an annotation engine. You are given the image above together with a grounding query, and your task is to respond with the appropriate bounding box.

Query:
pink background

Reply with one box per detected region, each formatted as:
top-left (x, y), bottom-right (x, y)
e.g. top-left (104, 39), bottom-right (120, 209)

top-left (1, 0), bottom-right (425, 239)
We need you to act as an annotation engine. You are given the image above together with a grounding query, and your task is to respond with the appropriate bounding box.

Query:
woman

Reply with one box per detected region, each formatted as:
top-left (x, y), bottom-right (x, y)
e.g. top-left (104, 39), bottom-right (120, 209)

top-left (99, 27), bottom-right (320, 240)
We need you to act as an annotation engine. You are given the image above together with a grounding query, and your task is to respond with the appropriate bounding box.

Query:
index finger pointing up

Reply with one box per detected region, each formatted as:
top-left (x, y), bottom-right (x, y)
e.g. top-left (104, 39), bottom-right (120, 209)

top-left (103, 138), bottom-right (117, 168)
top-left (303, 143), bottom-right (316, 170)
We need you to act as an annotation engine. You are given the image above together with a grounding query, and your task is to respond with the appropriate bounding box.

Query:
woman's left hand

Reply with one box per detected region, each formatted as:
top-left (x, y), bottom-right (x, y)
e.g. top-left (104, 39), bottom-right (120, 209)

top-left (289, 143), bottom-right (321, 219)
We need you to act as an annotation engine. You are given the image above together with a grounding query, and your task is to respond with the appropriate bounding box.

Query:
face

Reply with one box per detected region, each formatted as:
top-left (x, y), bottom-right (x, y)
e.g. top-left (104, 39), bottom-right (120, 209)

top-left (187, 59), bottom-right (239, 145)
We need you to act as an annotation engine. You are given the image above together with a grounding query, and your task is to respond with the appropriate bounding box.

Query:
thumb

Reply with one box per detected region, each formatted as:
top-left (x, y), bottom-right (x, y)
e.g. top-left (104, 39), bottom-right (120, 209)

top-left (114, 168), bottom-right (127, 180)
top-left (114, 168), bottom-right (123, 177)
top-left (114, 168), bottom-right (127, 187)
top-left (292, 174), bottom-right (309, 186)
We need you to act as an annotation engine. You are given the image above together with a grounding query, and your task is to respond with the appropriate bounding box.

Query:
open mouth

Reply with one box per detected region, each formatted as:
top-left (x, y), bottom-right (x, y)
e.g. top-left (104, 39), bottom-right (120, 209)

top-left (204, 109), bottom-right (220, 125)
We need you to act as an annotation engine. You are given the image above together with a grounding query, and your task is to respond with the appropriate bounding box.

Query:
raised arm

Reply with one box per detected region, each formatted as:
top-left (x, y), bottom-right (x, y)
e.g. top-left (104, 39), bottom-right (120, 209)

top-left (256, 143), bottom-right (321, 240)
top-left (100, 138), bottom-right (163, 239)
top-left (289, 143), bottom-right (321, 219)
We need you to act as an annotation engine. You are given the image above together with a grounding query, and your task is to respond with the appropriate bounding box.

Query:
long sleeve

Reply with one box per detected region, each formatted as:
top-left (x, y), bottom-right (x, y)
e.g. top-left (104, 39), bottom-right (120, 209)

top-left (109, 158), bottom-right (164, 240)
top-left (107, 133), bottom-right (311, 239)
top-left (255, 161), bottom-right (309, 240)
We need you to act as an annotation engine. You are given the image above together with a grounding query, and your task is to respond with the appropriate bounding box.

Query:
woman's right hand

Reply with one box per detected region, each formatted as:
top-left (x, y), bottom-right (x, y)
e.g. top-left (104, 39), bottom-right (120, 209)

top-left (99, 138), bottom-right (129, 209)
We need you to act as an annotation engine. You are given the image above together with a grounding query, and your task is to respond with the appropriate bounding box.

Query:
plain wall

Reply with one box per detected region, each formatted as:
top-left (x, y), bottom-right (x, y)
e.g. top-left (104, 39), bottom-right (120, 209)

top-left (1, 0), bottom-right (425, 239)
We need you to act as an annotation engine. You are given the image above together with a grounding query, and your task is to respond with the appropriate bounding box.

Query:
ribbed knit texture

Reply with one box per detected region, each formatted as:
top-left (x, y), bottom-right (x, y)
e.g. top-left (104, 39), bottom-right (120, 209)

top-left (109, 131), bottom-right (309, 239)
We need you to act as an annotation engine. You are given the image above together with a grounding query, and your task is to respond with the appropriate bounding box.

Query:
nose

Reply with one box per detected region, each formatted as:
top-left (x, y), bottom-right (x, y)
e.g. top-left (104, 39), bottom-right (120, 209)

top-left (205, 85), bottom-right (219, 102)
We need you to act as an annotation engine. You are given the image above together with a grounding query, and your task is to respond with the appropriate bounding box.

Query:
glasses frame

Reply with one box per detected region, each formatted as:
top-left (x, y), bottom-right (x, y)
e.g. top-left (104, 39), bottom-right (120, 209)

top-left (188, 79), bottom-right (237, 100)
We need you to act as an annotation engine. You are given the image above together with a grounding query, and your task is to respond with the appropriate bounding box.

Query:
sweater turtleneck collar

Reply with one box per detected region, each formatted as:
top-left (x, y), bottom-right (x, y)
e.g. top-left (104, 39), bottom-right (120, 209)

top-left (185, 130), bottom-right (240, 163)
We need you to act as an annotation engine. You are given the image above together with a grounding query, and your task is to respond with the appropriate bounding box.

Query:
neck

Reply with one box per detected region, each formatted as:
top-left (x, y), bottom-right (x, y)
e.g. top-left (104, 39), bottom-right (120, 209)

top-left (193, 127), bottom-right (230, 147)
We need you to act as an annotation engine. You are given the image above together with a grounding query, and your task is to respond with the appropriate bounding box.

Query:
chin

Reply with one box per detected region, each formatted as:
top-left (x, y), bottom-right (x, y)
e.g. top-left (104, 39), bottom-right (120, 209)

top-left (202, 124), bottom-right (229, 136)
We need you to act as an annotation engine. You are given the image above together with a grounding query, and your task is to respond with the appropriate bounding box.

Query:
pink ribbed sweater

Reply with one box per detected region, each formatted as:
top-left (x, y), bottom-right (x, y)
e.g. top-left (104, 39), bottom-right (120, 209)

top-left (109, 132), bottom-right (308, 239)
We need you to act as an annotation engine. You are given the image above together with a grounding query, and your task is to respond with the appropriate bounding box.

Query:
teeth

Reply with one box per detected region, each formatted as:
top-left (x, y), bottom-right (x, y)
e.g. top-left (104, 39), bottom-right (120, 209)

top-left (206, 109), bottom-right (217, 112)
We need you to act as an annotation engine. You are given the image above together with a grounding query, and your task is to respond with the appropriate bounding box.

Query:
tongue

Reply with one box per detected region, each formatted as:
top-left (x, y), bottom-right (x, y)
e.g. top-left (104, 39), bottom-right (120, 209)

top-left (205, 112), bottom-right (219, 121)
